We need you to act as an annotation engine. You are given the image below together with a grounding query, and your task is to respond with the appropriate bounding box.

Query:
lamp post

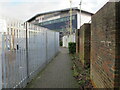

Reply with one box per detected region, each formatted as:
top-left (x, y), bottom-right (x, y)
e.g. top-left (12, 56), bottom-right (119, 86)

top-left (79, 0), bottom-right (82, 28)
top-left (69, 0), bottom-right (72, 35)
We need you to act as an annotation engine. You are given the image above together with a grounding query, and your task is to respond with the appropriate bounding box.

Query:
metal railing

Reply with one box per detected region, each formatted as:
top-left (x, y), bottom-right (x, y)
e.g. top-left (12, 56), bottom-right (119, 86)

top-left (0, 17), bottom-right (59, 89)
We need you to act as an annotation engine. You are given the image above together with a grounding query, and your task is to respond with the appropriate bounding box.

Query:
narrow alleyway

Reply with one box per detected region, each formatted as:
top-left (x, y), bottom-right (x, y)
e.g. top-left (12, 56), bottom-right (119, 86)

top-left (26, 47), bottom-right (79, 88)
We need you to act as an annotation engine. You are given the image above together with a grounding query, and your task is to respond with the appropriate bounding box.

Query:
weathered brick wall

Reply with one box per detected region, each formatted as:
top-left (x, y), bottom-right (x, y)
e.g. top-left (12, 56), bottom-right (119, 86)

top-left (76, 29), bottom-right (80, 54)
top-left (79, 24), bottom-right (91, 67)
top-left (115, 1), bottom-right (120, 87)
top-left (91, 2), bottom-right (120, 88)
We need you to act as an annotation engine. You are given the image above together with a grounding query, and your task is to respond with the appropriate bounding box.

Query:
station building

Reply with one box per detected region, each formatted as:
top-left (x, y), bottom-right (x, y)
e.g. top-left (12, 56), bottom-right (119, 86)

top-left (27, 7), bottom-right (93, 41)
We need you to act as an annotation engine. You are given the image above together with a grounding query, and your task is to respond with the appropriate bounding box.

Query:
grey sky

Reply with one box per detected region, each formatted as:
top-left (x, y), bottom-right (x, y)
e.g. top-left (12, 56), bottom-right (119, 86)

top-left (0, 0), bottom-right (109, 21)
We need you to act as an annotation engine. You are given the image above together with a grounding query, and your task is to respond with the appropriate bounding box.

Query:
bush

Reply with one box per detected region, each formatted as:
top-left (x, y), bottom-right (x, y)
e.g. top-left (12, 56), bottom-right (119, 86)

top-left (68, 42), bottom-right (76, 54)
top-left (60, 41), bottom-right (63, 46)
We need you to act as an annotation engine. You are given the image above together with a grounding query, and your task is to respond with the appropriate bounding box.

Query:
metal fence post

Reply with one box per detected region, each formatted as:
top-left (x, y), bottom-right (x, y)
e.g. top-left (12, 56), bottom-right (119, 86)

top-left (25, 22), bottom-right (29, 81)
top-left (0, 35), bottom-right (2, 89)
top-left (46, 30), bottom-right (48, 64)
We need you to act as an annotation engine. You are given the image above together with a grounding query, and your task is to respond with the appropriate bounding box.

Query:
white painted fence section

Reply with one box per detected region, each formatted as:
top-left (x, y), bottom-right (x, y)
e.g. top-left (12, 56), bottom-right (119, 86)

top-left (62, 33), bottom-right (75, 48)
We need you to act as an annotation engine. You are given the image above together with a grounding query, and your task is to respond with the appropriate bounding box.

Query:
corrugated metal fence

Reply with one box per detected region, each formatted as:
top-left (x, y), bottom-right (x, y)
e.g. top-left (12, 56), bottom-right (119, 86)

top-left (0, 17), bottom-right (59, 89)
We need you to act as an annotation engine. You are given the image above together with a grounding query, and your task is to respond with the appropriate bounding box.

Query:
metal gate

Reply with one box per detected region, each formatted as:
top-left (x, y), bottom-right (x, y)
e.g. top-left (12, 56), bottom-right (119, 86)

top-left (0, 17), bottom-right (59, 89)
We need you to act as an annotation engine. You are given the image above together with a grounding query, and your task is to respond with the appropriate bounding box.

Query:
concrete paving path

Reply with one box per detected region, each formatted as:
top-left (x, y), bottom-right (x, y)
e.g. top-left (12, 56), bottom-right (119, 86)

top-left (27, 47), bottom-right (79, 88)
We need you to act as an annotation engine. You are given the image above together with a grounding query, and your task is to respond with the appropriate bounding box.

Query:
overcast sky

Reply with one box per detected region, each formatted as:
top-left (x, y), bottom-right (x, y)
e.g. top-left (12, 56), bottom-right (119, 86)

top-left (0, 0), bottom-right (109, 21)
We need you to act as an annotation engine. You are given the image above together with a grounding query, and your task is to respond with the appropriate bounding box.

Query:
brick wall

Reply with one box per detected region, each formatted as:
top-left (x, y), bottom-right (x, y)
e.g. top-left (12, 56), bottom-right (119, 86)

top-left (76, 29), bottom-right (80, 54)
top-left (91, 2), bottom-right (120, 88)
top-left (115, 1), bottom-right (120, 87)
top-left (79, 24), bottom-right (91, 67)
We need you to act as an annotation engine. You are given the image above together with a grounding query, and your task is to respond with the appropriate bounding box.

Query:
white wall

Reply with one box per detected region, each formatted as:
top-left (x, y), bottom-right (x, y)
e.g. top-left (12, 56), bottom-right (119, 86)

top-left (62, 33), bottom-right (75, 48)
top-left (81, 13), bottom-right (91, 26)
top-left (77, 12), bottom-right (91, 29)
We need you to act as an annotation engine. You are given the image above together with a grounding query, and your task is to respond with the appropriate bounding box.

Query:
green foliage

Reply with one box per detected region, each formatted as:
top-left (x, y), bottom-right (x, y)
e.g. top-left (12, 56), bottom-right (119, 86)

top-left (68, 42), bottom-right (76, 54)
top-left (78, 80), bottom-right (86, 86)
top-left (73, 65), bottom-right (79, 77)
top-left (71, 54), bottom-right (93, 88)
top-left (60, 41), bottom-right (63, 46)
